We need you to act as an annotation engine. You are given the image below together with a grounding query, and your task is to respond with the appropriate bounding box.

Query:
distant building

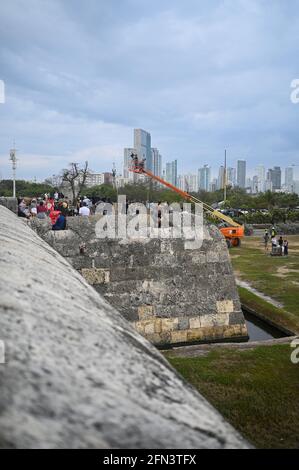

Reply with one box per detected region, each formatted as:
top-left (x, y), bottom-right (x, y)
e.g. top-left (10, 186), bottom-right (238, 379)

top-left (255, 165), bottom-right (265, 193)
top-left (252, 175), bottom-right (259, 194)
top-left (123, 148), bottom-right (135, 180)
top-left (237, 160), bottom-right (246, 188)
top-left (227, 167), bottom-right (236, 187)
top-left (178, 175), bottom-right (184, 191)
top-left (264, 179), bottom-right (273, 192)
top-left (115, 176), bottom-right (129, 189)
top-left (246, 177), bottom-right (252, 192)
top-left (294, 180), bottom-right (299, 195)
top-left (166, 160), bottom-right (178, 186)
top-left (184, 173), bottom-right (198, 192)
top-left (85, 172), bottom-right (113, 188)
top-left (218, 165), bottom-right (225, 190)
top-left (267, 166), bottom-right (281, 191)
top-left (134, 129), bottom-right (152, 172)
top-left (210, 178), bottom-right (217, 192)
top-left (285, 167), bottom-right (294, 192)
top-left (123, 129), bottom-right (163, 184)
top-left (198, 165), bottom-right (211, 192)
top-left (152, 148), bottom-right (162, 178)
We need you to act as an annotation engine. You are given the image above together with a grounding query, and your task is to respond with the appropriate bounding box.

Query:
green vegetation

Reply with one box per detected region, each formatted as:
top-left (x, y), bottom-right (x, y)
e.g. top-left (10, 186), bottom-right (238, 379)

top-left (0, 179), bottom-right (54, 198)
top-left (166, 344), bottom-right (299, 448)
top-left (2, 177), bottom-right (299, 223)
top-left (231, 236), bottom-right (299, 330)
top-left (166, 234), bottom-right (299, 449)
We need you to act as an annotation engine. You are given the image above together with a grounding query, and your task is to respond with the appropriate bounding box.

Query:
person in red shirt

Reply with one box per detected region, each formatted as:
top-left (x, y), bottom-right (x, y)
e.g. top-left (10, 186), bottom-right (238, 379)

top-left (37, 201), bottom-right (48, 219)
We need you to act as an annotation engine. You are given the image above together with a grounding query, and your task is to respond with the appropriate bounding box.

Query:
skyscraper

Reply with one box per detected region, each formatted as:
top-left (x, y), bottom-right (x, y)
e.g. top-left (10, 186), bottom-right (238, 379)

top-left (285, 167), bottom-right (294, 192)
top-left (237, 160), bottom-right (246, 188)
top-left (227, 167), bottom-right (236, 187)
top-left (134, 129), bottom-right (152, 172)
top-left (166, 160), bottom-right (178, 186)
top-left (218, 165), bottom-right (225, 190)
top-left (267, 166), bottom-right (281, 191)
top-left (184, 173), bottom-right (198, 192)
top-left (198, 165), bottom-right (211, 192)
top-left (252, 175), bottom-right (258, 193)
top-left (255, 165), bottom-right (265, 193)
top-left (151, 148), bottom-right (162, 177)
top-left (123, 148), bottom-right (135, 179)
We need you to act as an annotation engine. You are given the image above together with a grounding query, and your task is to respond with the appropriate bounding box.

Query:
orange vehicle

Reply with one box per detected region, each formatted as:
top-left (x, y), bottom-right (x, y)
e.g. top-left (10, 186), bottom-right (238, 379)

top-left (129, 154), bottom-right (244, 248)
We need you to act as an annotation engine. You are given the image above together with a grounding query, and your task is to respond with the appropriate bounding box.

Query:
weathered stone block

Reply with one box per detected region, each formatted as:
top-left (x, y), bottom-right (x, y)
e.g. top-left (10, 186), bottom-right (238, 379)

top-left (81, 268), bottom-right (110, 285)
top-left (144, 321), bottom-right (155, 335)
top-left (200, 314), bottom-right (215, 328)
top-left (206, 251), bottom-right (220, 263)
top-left (216, 300), bottom-right (234, 314)
top-left (229, 311), bottom-right (245, 325)
top-left (187, 328), bottom-right (205, 342)
top-left (154, 318), bottom-right (162, 333)
top-left (178, 317), bottom-right (190, 330)
top-left (138, 305), bottom-right (154, 320)
top-left (133, 321), bottom-right (145, 334)
top-left (161, 318), bottom-right (179, 332)
top-left (189, 317), bottom-right (201, 329)
top-left (171, 330), bottom-right (188, 344)
top-left (215, 313), bottom-right (230, 326)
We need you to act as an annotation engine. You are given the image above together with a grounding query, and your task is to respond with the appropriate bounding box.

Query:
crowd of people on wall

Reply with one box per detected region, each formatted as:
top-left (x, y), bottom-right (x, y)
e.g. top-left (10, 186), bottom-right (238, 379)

top-left (263, 227), bottom-right (289, 256)
top-left (16, 192), bottom-right (108, 231)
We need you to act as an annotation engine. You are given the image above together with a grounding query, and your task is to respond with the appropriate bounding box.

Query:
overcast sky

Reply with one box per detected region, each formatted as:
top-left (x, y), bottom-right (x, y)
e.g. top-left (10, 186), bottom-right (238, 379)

top-left (0, 0), bottom-right (299, 181)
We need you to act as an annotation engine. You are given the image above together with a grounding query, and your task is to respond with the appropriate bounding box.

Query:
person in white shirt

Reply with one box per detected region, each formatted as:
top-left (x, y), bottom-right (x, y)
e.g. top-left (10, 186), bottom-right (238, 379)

top-left (79, 202), bottom-right (90, 216)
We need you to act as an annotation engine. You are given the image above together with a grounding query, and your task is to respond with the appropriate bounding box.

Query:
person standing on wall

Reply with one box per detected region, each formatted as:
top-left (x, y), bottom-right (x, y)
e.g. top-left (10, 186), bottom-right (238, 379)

top-left (79, 202), bottom-right (90, 217)
top-left (283, 239), bottom-right (289, 256)
top-left (263, 230), bottom-right (269, 252)
top-left (278, 236), bottom-right (284, 255)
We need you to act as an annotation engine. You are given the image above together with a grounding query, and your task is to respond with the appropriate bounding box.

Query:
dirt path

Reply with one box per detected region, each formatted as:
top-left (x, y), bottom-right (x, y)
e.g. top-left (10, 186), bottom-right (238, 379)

top-left (236, 279), bottom-right (284, 309)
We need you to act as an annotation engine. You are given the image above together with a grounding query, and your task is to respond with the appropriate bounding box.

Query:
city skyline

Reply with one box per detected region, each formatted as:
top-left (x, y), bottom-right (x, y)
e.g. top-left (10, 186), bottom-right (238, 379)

top-left (2, 127), bottom-right (299, 191)
top-left (119, 128), bottom-right (299, 194)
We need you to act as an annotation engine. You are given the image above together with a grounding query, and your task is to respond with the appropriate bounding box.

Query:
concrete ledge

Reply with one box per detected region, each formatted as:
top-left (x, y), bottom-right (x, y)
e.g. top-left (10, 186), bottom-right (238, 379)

top-left (164, 336), bottom-right (298, 358)
top-left (0, 206), bottom-right (248, 449)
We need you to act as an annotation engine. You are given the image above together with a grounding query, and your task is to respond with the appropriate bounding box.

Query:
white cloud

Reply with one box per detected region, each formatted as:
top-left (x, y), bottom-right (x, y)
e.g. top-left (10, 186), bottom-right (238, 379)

top-left (0, 0), bottom-right (299, 179)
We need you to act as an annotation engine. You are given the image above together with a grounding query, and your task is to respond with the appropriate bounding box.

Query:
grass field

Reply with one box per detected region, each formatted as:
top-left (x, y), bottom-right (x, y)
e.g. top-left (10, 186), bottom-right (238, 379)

top-left (166, 344), bottom-right (299, 449)
top-left (166, 233), bottom-right (299, 449)
top-left (230, 235), bottom-right (299, 333)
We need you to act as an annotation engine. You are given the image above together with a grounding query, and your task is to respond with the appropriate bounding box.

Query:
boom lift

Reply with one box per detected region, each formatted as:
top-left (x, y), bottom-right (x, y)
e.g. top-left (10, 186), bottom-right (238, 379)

top-left (129, 154), bottom-right (244, 247)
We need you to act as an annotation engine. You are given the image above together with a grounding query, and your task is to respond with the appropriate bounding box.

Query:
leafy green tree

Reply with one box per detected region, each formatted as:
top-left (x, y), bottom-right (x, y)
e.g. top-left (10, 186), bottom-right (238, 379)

top-left (0, 180), bottom-right (54, 198)
top-left (87, 184), bottom-right (117, 201)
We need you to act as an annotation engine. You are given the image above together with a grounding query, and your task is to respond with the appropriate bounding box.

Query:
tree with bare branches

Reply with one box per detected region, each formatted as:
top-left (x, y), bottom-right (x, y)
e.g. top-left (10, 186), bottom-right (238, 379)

top-left (61, 161), bottom-right (90, 205)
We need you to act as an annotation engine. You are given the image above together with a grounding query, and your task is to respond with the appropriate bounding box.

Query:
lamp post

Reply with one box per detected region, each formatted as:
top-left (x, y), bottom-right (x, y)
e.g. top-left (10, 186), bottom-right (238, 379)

top-left (112, 162), bottom-right (118, 199)
top-left (9, 146), bottom-right (17, 198)
top-left (223, 149), bottom-right (227, 203)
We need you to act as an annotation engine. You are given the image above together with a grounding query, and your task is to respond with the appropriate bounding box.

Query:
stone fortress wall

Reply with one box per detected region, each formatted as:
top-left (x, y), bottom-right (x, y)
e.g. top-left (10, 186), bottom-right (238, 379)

top-left (0, 205), bottom-right (249, 448)
top-left (0, 197), bottom-right (18, 214)
top-left (31, 213), bottom-right (247, 346)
